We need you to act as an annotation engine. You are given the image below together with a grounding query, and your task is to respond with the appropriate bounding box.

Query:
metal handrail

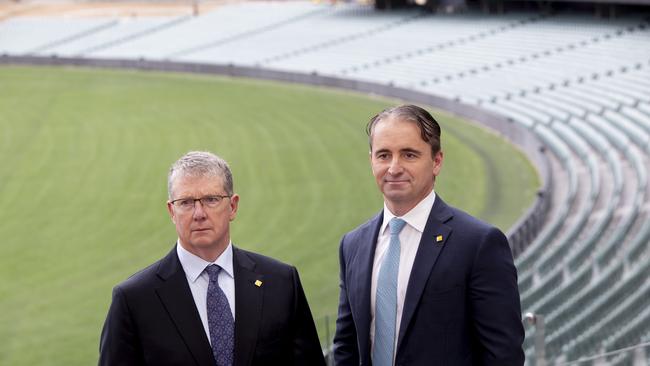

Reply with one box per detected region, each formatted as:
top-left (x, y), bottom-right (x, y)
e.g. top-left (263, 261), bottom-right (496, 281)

top-left (555, 341), bottom-right (650, 365)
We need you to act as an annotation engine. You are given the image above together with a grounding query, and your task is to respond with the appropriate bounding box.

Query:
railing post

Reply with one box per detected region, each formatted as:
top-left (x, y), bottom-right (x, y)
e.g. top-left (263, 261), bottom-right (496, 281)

top-left (325, 315), bottom-right (332, 366)
top-left (633, 345), bottom-right (646, 366)
top-left (525, 312), bottom-right (546, 366)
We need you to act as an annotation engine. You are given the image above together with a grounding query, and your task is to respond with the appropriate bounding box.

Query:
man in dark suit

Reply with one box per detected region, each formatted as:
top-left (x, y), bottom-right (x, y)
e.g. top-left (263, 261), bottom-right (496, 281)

top-left (99, 151), bottom-right (325, 366)
top-left (333, 105), bottom-right (524, 366)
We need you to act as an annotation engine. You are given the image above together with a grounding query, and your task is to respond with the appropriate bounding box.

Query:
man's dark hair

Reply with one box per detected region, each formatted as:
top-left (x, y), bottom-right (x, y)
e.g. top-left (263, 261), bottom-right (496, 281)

top-left (366, 104), bottom-right (442, 155)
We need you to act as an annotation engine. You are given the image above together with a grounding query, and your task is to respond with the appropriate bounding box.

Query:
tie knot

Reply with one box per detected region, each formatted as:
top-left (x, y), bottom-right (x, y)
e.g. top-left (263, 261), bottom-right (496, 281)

top-left (389, 217), bottom-right (407, 236)
top-left (205, 264), bottom-right (221, 283)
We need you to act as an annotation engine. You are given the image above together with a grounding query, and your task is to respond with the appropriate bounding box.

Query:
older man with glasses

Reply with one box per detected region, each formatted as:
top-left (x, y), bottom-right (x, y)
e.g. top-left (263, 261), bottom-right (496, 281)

top-left (99, 151), bottom-right (325, 366)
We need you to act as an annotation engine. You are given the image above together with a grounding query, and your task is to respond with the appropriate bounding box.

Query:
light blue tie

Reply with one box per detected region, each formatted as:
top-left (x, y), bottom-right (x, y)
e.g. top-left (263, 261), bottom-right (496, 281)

top-left (205, 264), bottom-right (234, 366)
top-left (373, 217), bottom-right (407, 366)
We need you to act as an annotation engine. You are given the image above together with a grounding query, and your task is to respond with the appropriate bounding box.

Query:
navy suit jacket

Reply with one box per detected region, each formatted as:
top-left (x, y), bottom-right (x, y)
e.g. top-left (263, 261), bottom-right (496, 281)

top-left (99, 245), bottom-right (325, 366)
top-left (333, 196), bottom-right (524, 366)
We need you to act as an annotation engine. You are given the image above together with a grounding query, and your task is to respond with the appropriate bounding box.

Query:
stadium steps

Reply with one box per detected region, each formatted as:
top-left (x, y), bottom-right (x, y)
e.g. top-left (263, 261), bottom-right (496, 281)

top-left (540, 220), bottom-right (649, 353)
top-left (513, 122), bottom-right (593, 279)
top-left (47, 18), bottom-right (186, 57)
top-left (336, 12), bottom-right (550, 77)
top-left (535, 113), bottom-right (648, 317)
top-left (571, 82), bottom-right (638, 108)
top-left (514, 124), bottom-right (579, 276)
top-left (253, 9), bottom-right (428, 67)
top-left (0, 18), bottom-right (119, 54)
top-left (90, 2), bottom-right (326, 59)
top-left (423, 27), bottom-right (650, 104)
top-left (416, 17), bottom-right (650, 89)
top-left (590, 75), bottom-right (650, 105)
top-left (168, 4), bottom-right (337, 59)
top-left (564, 118), bottom-right (621, 271)
top-left (561, 270), bottom-right (650, 362)
top-left (621, 104), bottom-right (650, 134)
top-left (534, 123), bottom-right (598, 275)
top-left (517, 123), bottom-right (604, 307)
top-left (605, 76), bottom-right (650, 102)
top-left (608, 329), bottom-right (650, 365)
top-left (528, 213), bottom-right (645, 360)
top-left (520, 106), bottom-right (649, 363)
top-left (623, 212), bottom-right (650, 264)
top-left (79, 15), bottom-right (192, 56)
top-left (539, 262), bottom-right (649, 362)
top-left (482, 104), bottom-right (598, 295)
top-left (494, 59), bottom-right (649, 363)
top-left (586, 114), bottom-right (644, 266)
top-left (602, 110), bottom-right (650, 156)
top-left (505, 94), bottom-right (571, 122)
top-left (532, 162), bottom-right (636, 344)
top-left (28, 19), bottom-right (119, 55)
top-left (314, 13), bottom-right (547, 83)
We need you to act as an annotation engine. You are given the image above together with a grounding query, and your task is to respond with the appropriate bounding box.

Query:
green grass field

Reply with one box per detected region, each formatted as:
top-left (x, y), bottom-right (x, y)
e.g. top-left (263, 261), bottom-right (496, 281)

top-left (0, 65), bottom-right (538, 365)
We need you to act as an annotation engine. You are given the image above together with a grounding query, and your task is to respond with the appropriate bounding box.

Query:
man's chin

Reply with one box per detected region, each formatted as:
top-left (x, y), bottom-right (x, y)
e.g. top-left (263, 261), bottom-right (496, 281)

top-left (188, 235), bottom-right (217, 247)
top-left (382, 191), bottom-right (411, 203)
top-left (382, 184), bottom-right (410, 195)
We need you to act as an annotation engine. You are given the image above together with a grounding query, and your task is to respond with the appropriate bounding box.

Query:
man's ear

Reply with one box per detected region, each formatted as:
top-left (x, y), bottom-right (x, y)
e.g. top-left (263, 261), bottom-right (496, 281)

top-left (167, 201), bottom-right (176, 223)
top-left (433, 150), bottom-right (444, 176)
top-left (229, 194), bottom-right (240, 221)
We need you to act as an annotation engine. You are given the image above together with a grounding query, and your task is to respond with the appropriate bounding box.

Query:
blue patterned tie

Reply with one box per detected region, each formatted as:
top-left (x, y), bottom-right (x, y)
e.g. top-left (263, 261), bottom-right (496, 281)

top-left (373, 217), bottom-right (407, 366)
top-left (205, 264), bottom-right (234, 366)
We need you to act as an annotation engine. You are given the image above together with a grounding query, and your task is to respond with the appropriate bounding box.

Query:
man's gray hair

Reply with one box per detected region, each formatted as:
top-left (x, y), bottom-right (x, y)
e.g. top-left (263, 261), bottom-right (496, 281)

top-left (167, 151), bottom-right (234, 199)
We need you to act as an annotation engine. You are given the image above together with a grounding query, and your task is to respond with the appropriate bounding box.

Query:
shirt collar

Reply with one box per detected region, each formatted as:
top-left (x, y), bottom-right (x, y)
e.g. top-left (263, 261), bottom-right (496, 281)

top-left (176, 241), bottom-right (234, 283)
top-left (381, 189), bottom-right (437, 235)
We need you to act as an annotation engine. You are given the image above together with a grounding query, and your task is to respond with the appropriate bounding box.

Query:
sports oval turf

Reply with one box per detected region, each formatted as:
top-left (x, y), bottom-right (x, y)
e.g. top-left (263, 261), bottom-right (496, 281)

top-left (0, 65), bottom-right (538, 365)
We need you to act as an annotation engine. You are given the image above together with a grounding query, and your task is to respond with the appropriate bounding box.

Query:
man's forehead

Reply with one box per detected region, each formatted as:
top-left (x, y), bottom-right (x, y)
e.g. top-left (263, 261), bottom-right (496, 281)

top-left (372, 120), bottom-right (426, 144)
top-left (173, 175), bottom-right (224, 194)
top-left (373, 117), bottom-right (421, 135)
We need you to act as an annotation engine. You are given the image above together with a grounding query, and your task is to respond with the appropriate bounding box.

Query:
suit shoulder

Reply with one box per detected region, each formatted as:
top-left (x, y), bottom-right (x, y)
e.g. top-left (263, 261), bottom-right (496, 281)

top-left (444, 205), bottom-right (512, 262)
top-left (448, 205), bottom-right (503, 235)
top-left (237, 247), bottom-right (294, 273)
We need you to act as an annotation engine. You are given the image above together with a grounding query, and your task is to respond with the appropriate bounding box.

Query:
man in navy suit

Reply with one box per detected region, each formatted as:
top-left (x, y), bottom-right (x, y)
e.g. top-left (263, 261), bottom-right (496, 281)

top-left (99, 151), bottom-right (325, 366)
top-left (333, 105), bottom-right (524, 366)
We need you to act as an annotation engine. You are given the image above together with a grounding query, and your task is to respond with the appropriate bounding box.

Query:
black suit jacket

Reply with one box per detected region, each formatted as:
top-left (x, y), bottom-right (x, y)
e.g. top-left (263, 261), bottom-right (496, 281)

top-left (99, 245), bottom-right (325, 366)
top-left (333, 196), bottom-right (525, 366)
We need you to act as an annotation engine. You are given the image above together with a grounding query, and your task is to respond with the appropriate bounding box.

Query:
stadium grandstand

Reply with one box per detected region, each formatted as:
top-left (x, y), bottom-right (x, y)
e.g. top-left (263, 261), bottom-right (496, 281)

top-left (1, 0), bottom-right (649, 364)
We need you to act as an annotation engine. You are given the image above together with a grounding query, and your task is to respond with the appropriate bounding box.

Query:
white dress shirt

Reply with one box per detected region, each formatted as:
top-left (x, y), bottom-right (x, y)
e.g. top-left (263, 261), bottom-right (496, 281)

top-left (370, 189), bottom-right (437, 357)
top-left (176, 241), bottom-right (235, 345)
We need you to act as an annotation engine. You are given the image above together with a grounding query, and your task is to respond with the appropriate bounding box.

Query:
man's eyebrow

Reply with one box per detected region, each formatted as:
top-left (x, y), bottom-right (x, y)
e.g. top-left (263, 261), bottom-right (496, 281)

top-left (373, 147), bottom-right (423, 156)
top-left (400, 148), bottom-right (422, 155)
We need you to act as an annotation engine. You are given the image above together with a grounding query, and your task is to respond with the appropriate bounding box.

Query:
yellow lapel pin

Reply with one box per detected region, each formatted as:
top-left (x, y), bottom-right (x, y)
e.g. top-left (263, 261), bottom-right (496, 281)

top-left (254, 280), bottom-right (263, 287)
top-left (436, 235), bottom-right (444, 243)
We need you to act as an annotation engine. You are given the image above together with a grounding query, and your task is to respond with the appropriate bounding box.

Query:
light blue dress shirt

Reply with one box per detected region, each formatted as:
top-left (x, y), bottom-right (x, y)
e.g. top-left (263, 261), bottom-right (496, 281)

top-left (176, 241), bottom-right (235, 345)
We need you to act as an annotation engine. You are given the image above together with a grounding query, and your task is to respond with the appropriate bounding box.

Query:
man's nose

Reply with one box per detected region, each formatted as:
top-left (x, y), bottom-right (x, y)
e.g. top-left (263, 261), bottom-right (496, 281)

top-left (388, 157), bottom-right (404, 175)
top-left (192, 201), bottom-right (207, 219)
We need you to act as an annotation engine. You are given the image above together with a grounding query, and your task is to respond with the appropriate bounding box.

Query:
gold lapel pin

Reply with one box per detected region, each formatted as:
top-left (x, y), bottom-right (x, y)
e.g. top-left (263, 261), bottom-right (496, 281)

top-left (436, 235), bottom-right (443, 243)
top-left (254, 280), bottom-right (263, 287)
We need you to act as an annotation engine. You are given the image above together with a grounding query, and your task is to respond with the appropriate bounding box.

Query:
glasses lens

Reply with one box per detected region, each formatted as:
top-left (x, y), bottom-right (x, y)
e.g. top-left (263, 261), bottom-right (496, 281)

top-left (201, 196), bottom-right (221, 207)
top-left (176, 199), bottom-right (195, 210)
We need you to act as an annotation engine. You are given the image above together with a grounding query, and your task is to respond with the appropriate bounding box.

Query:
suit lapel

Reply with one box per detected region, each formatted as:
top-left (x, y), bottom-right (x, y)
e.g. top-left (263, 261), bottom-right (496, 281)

top-left (351, 212), bottom-right (383, 362)
top-left (396, 197), bottom-right (453, 351)
top-left (155, 248), bottom-right (216, 366)
top-left (232, 247), bottom-right (263, 366)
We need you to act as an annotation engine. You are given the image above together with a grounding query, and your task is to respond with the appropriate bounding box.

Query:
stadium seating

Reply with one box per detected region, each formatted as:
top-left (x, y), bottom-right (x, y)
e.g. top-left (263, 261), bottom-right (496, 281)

top-left (1, 3), bottom-right (648, 364)
top-left (0, 17), bottom-right (119, 54)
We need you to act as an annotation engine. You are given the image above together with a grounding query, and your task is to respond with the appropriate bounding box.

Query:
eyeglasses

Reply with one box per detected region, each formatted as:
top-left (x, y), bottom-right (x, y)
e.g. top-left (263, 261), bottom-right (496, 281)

top-left (170, 195), bottom-right (231, 212)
